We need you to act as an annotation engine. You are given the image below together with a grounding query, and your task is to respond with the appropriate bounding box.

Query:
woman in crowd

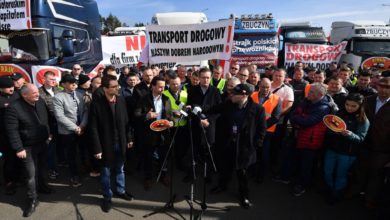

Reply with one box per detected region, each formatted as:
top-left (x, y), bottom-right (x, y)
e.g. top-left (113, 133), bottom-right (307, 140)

top-left (323, 93), bottom-right (369, 204)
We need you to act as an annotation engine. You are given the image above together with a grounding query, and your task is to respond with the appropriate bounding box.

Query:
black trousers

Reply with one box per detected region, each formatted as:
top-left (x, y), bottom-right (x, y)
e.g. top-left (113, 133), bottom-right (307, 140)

top-left (2, 146), bottom-right (21, 184)
top-left (143, 143), bottom-right (168, 180)
top-left (217, 143), bottom-right (249, 198)
top-left (23, 144), bottom-right (48, 200)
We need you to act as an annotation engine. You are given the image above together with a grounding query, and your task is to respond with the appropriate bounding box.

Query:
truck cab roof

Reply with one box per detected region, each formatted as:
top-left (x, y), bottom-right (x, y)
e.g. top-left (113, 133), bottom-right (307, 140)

top-left (151, 12), bottom-right (207, 25)
top-left (332, 21), bottom-right (389, 28)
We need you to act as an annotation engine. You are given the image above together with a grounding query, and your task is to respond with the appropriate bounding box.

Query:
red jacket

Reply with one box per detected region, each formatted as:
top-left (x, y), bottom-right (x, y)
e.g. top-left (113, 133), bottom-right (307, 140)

top-left (290, 97), bottom-right (331, 150)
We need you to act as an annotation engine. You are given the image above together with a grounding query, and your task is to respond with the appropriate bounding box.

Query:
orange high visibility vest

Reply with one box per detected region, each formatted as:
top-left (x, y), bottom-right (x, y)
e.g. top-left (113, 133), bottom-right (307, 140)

top-left (251, 92), bottom-right (280, 133)
top-left (304, 84), bottom-right (311, 97)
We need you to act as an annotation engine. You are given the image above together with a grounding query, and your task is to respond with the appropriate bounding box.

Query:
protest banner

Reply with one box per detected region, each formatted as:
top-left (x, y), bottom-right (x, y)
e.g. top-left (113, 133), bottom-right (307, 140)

top-left (284, 41), bottom-right (347, 70)
top-left (146, 19), bottom-right (234, 63)
top-left (231, 35), bottom-right (279, 66)
top-left (0, 0), bottom-right (31, 30)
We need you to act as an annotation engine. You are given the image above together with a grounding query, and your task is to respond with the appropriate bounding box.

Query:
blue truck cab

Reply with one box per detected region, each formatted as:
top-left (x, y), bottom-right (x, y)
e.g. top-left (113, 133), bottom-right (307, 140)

top-left (0, 0), bottom-right (102, 80)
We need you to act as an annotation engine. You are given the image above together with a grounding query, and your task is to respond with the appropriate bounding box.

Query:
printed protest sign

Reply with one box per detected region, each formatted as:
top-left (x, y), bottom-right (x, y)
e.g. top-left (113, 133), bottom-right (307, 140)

top-left (284, 41), bottom-right (347, 70)
top-left (0, 0), bottom-right (31, 30)
top-left (146, 19), bottom-right (234, 64)
top-left (101, 35), bottom-right (146, 66)
top-left (231, 35), bottom-right (279, 66)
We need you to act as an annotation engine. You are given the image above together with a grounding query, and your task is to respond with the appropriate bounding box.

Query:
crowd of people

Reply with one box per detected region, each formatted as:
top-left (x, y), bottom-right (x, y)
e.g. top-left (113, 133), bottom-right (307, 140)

top-left (0, 62), bottom-right (389, 218)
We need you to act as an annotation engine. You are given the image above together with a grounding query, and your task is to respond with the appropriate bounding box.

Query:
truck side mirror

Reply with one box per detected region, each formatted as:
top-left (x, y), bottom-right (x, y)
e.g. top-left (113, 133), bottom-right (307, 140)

top-left (60, 30), bottom-right (75, 57)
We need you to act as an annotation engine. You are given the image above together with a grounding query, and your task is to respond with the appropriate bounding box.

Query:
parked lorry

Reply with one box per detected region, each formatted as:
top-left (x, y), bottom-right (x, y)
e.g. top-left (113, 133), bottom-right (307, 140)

top-left (0, 0), bottom-right (102, 82)
top-left (231, 13), bottom-right (279, 70)
top-left (278, 21), bottom-right (328, 70)
top-left (330, 21), bottom-right (390, 71)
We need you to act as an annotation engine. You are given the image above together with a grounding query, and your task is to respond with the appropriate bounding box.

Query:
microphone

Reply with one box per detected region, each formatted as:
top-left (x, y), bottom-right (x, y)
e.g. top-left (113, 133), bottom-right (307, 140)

top-left (176, 100), bottom-right (188, 117)
top-left (192, 106), bottom-right (207, 120)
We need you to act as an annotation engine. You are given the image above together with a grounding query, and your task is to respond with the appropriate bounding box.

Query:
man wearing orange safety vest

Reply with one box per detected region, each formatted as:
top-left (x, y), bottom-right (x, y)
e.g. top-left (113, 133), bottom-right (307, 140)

top-left (251, 78), bottom-right (282, 183)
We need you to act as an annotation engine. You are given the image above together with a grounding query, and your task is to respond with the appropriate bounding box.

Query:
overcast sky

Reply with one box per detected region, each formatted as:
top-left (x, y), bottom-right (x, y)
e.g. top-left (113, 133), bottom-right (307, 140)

top-left (96, 0), bottom-right (390, 34)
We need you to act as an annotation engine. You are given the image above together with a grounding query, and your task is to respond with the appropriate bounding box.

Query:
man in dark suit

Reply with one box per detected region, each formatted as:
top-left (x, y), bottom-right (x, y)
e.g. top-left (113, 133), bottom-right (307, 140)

top-left (208, 84), bottom-right (266, 209)
top-left (186, 67), bottom-right (222, 180)
top-left (134, 76), bottom-right (173, 190)
top-left (359, 76), bottom-right (390, 208)
top-left (5, 83), bottom-right (52, 217)
top-left (133, 67), bottom-right (154, 102)
top-left (89, 75), bottom-right (134, 213)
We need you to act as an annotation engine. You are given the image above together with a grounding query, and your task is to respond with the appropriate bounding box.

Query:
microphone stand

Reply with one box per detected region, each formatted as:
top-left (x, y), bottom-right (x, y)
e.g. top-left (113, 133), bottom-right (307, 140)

top-left (184, 114), bottom-right (197, 220)
top-left (192, 114), bottom-right (230, 220)
top-left (143, 113), bottom-right (186, 220)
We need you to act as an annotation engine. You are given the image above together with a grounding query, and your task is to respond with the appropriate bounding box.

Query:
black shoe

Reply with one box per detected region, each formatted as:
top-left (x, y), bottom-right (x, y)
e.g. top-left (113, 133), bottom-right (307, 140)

top-left (210, 186), bottom-right (226, 194)
top-left (116, 191), bottom-right (134, 201)
top-left (38, 185), bottom-right (54, 194)
top-left (101, 199), bottom-right (112, 213)
top-left (23, 199), bottom-right (39, 217)
top-left (239, 196), bottom-right (252, 209)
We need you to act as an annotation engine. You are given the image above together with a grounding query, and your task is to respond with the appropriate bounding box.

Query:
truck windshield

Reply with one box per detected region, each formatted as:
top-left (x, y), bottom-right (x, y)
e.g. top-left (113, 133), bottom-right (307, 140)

top-left (353, 39), bottom-right (390, 54)
top-left (0, 30), bottom-right (49, 62)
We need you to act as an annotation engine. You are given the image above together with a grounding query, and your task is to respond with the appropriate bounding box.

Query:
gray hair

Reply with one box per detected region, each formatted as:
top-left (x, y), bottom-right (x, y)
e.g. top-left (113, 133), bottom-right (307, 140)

top-left (310, 82), bottom-right (327, 95)
top-left (228, 76), bottom-right (241, 84)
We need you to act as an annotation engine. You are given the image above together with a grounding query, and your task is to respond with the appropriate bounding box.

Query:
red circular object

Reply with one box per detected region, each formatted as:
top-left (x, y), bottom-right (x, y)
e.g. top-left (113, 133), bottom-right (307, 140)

top-left (323, 115), bottom-right (347, 133)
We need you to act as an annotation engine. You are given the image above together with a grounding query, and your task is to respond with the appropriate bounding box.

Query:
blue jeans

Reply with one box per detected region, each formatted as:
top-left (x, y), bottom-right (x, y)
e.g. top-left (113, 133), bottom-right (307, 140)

top-left (100, 144), bottom-right (125, 201)
top-left (324, 149), bottom-right (356, 191)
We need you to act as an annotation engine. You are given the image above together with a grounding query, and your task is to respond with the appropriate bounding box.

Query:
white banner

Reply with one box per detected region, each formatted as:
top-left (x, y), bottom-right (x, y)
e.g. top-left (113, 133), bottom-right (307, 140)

top-left (0, 0), bottom-right (31, 30)
top-left (284, 41), bottom-right (347, 70)
top-left (146, 19), bottom-right (234, 64)
top-left (101, 34), bottom-right (146, 65)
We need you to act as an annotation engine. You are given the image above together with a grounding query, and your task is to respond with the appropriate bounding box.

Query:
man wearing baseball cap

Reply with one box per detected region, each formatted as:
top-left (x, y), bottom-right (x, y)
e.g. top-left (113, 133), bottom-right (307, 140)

top-left (208, 83), bottom-right (266, 209)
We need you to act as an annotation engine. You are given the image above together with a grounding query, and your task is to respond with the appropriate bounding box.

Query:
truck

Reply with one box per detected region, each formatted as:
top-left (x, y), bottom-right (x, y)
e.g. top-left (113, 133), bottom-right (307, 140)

top-left (330, 21), bottom-right (390, 71)
top-left (0, 0), bottom-right (102, 83)
top-left (278, 21), bottom-right (328, 70)
top-left (147, 12), bottom-right (209, 69)
top-left (230, 13), bottom-right (279, 70)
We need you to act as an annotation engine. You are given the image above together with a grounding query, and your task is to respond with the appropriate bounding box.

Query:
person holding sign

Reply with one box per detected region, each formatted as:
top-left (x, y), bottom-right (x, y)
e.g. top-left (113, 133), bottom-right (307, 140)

top-left (323, 93), bottom-right (369, 204)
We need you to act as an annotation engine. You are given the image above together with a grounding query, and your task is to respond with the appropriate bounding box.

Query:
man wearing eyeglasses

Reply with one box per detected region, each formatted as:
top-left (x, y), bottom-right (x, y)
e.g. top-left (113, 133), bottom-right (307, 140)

top-left (225, 63), bottom-right (240, 79)
top-left (237, 67), bottom-right (255, 92)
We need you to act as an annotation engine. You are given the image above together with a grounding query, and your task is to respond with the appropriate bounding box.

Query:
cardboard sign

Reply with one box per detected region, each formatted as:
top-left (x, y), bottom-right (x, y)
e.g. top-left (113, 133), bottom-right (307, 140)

top-left (284, 41), bottom-right (347, 70)
top-left (0, 0), bottom-right (31, 30)
top-left (361, 57), bottom-right (390, 70)
top-left (146, 19), bottom-right (234, 63)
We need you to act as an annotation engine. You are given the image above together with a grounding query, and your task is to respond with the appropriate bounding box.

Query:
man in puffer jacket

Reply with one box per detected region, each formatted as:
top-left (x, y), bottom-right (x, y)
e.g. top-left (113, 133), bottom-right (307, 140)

top-left (290, 83), bottom-right (331, 196)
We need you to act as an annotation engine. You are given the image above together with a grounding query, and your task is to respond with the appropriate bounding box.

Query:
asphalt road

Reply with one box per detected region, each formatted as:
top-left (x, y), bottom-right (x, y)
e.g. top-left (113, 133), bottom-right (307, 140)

top-left (0, 163), bottom-right (376, 220)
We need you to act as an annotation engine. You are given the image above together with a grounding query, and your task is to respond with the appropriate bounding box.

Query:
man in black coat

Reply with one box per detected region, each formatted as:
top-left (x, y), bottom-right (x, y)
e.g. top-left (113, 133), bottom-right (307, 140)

top-left (186, 67), bottom-right (222, 177)
top-left (0, 76), bottom-right (20, 195)
top-left (89, 75), bottom-right (134, 213)
top-left (5, 83), bottom-right (52, 217)
top-left (208, 84), bottom-right (266, 209)
top-left (134, 76), bottom-right (173, 190)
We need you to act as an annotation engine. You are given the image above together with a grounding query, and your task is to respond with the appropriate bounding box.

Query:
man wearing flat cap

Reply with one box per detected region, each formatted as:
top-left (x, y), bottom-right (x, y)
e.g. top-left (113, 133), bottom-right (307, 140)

top-left (53, 74), bottom-right (88, 187)
top-left (206, 83), bottom-right (266, 209)
top-left (0, 76), bottom-right (21, 195)
top-left (10, 72), bottom-right (26, 92)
